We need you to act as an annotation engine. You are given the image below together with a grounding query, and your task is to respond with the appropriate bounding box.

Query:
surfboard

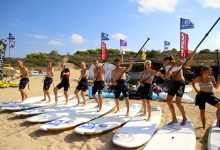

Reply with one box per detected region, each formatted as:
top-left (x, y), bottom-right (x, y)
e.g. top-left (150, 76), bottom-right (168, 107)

top-left (1, 93), bottom-right (67, 111)
top-left (158, 92), bottom-right (195, 103)
top-left (40, 102), bottom-right (116, 131)
top-left (143, 117), bottom-right (196, 150)
top-left (14, 95), bottom-right (77, 116)
top-left (208, 119), bottom-right (220, 150)
top-left (0, 93), bottom-right (63, 107)
top-left (26, 99), bottom-right (97, 123)
top-left (112, 106), bottom-right (161, 148)
top-left (74, 104), bottom-right (142, 135)
top-left (184, 87), bottom-right (192, 93)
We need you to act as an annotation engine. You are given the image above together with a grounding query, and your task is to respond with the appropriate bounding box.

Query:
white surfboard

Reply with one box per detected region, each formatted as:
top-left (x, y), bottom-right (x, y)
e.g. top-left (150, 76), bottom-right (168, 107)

top-left (1, 93), bottom-right (67, 111)
top-left (40, 102), bottom-right (116, 131)
top-left (143, 117), bottom-right (196, 150)
top-left (74, 104), bottom-right (142, 135)
top-left (0, 93), bottom-right (63, 107)
top-left (14, 95), bottom-right (77, 116)
top-left (159, 92), bottom-right (195, 103)
top-left (208, 119), bottom-right (220, 150)
top-left (112, 106), bottom-right (161, 148)
top-left (26, 101), bottom-right (97, 123)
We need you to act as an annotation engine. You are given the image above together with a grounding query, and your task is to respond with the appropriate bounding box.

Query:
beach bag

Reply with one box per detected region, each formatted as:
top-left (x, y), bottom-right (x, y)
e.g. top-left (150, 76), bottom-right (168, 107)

top-left (162, 79), bottom-right (173, 93)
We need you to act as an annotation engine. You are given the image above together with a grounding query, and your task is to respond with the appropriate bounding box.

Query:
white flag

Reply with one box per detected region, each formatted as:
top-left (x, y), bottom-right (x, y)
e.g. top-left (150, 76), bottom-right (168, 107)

top-left (142, 47), bottom-right (146, 52)
top-left (120, 47), bottom-right (125, 55)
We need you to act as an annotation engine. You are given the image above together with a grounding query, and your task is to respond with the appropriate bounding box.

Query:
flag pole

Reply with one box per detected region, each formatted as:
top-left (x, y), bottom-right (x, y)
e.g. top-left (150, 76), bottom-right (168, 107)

top-left (121, 46), bottom-right (123, 63)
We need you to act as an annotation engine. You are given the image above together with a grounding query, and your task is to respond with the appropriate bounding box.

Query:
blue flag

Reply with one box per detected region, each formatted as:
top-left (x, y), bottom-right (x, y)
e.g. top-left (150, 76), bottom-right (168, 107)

top-left (8, 33), bottom-right (15, 40)
top-left (164, 41), bottom-right (170, 46)
top-left (180, 18), bottom-right (194, 30)
top-left (101, 32), bottom-right (109, 40)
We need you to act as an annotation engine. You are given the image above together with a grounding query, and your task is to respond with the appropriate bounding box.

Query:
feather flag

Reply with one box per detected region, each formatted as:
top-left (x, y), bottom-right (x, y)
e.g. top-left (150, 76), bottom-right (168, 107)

top-left (142, 52), bottom-right (146, 60)
top-left (0, 39), bottom-right (8, 72)
top-left (180, 32), bottom-right (189, 58)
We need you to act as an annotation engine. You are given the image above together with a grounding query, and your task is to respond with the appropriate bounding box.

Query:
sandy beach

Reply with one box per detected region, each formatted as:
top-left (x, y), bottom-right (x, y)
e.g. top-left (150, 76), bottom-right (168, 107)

top-left (0, 65), bottom-right (219, 150)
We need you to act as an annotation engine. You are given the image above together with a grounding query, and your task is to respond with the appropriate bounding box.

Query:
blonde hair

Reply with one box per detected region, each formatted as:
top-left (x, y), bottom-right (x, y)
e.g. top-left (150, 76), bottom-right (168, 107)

top-left (81, 62), bottom-right (86, 67)
top-left (17, 61), bottom-right (23, 65)
top-left (200, 66), bottom-right (211, 74)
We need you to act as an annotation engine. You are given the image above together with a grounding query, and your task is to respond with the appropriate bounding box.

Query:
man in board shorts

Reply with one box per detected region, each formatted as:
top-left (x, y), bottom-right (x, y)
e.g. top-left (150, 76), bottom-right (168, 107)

top-left (42, 61), bottom-right (54, 102)
top-left (17, 61), bottom-right (29, 103)
top-left (53, 63), bottom-right (70, 105)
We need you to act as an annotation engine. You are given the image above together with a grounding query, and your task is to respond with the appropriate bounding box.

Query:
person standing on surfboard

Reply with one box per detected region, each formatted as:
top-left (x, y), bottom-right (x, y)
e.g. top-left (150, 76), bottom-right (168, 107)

top-left (192, 66), bottom-right (220, 129)
top-left (74, 62), bottom-right (88, 106)
top-left (139, 60), bottom-right (159, 121)
top-left (158, 52), bottom-right (195, 125)
top-left (17, 61), bottom-right (29, 103)
top-left (92, 60), bottom-right (105, 112)
top-left (53, 63), bottom-right (70, 105)
top-left (41, 61), bottom-right (54, 103)
top-left (111, 58), bottom-right (134, 116)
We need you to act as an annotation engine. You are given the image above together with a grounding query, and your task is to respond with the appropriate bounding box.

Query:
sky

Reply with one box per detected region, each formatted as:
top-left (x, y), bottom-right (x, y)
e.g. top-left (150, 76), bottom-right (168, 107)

top-left (0, 0), bottom-right (220, 58)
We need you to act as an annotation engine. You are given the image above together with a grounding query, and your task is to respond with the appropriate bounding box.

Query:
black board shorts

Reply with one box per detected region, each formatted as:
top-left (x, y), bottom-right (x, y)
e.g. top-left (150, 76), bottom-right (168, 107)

top-left (19, 78), bottom-right (29, 89)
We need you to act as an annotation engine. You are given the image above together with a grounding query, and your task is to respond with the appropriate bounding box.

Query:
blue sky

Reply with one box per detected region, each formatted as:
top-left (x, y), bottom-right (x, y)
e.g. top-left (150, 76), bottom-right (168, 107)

top-left (0, 0), bottom-right (220, 58)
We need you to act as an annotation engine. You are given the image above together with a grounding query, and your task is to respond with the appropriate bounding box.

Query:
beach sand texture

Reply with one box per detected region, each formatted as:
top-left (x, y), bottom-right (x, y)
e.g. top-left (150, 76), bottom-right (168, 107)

top-left (0, 66), bottom-right (219, 150)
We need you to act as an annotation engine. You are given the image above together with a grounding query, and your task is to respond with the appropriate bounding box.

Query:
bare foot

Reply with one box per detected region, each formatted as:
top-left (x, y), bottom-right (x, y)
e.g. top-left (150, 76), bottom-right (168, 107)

top-left (180, 117), bottom-right (187, 126)
top-left (167, 119), bottom-right (178, 125)
top-left (20, 100), bottom-right (25, 103)
top-left (216, 121), bottom-right (220, 127)
top-left (115, 110), bottom-right (120, 114)
top-left (41, 99), bottom-right (46, 101)
top-left (82, 103), bottom-right (86, 106)
top-left (125, 113), bottom-right (129, 117)
top-left (55, 99), bottom-right (58, 105)
top-left (140, 113), bottom-right (146, 116)
top-left (97, 108), bottom-right (102, 112)
top-left (94, 105), bottom-right (99, 108)
top-left (46, 100), bottom-right (51, 103)
top-left (64, 101), bottom-right (68, 105)
top-left (146, 117), bottom-right (151, 122)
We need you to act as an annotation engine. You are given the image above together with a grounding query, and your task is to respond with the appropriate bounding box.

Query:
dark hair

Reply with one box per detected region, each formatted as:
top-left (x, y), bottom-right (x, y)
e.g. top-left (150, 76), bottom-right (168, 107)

top-left (164, 55), bottom-right (175, 62)
top-left (200, 66), bottom-right (211, 74)
top-left (114, 58), bottom-right (120, 63)
top-left (93, 59), bottom-right (98, 62)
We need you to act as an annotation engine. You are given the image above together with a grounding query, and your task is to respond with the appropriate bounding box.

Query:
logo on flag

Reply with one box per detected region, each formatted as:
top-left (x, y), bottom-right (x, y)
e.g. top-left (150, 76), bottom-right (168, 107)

top-left (101, 32), bottom-right (109, 40)
top-left (180, 32), bottom-right (189, 58)
top-left (180, 18), bottom-right (194, 30)
top-left (8, 33), bottom-right (15, 40)
top-left (120, 39), bottom-right (127, 46)
top-left (164, 41), bottom-right (170, 46)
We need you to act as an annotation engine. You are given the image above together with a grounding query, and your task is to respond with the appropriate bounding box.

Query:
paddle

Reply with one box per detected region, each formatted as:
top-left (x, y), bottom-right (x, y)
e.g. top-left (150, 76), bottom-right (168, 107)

top-left (162, 17), bottom-right (220, 93)
top-left (108, 38), bottom-right (150, 93)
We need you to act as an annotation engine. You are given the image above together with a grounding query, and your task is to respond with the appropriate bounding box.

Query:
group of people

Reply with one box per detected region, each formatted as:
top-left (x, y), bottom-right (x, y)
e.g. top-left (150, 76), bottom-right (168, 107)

top-left (16, 51), bottom-right (220, 128)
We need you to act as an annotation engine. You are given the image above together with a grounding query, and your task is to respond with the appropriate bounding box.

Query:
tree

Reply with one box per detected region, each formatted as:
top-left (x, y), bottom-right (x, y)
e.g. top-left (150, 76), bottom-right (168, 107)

top-left (171, 48), bottom-right (178, 52)
top-left (50, 50), bottom-right (59, 55)
top-left (199, 49), bottom-right (211, 53)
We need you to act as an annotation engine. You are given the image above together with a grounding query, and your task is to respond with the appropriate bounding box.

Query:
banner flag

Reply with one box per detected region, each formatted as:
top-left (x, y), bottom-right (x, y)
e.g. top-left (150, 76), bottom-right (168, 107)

top-left (120, 39), bottom-right (127, 46)
top-left (120, 47), bottom-right (125, 55)
top-left (101, 32), bottom-right (109, 40)
top-left (164, 46), bottom-right (169, 51)
top-left (0, 39), bottom-right (8, 72)
top-left (101, 42), bottom-right (107, 61)
top-left (142, 52), bottom-right (146, 60)
top-left (164, 41), bottom-right (170, 51)
top-left (142, 47), bottom-right (146, 52)
top-left (8, 33), bottom-right (15, 40)
top-left (180, 31), bottom-right (189, 58)
top-left (9, 40), bottom-right (15, 48)
top-left (180, 18), bottom-right (194, 30)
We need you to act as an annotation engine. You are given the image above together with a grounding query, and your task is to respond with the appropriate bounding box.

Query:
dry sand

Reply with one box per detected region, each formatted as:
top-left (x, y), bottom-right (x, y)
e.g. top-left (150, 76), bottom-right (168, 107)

top-left (0, 65), bottom-right (219, 150)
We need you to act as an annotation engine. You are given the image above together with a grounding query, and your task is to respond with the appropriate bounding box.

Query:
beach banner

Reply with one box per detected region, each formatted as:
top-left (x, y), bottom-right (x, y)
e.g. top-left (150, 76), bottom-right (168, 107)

top-left (142, 52), bottom-right (146, 60)
top-left (101, 32), bottom-right (109, 40)
top-left (120, 39), bottom-right (127, 46)
top-left (180, 18), bottom-right (194, 30)
top-left (180, 31), bottom-right (189, 58)
top-left (101, 42), bottom-right (107, 61)
top-left (0, 39), bottom-right (8, 72)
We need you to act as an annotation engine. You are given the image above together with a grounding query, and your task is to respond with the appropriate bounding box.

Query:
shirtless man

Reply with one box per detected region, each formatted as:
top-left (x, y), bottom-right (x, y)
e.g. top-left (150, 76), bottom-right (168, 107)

top-left (53, 63), bottom-right (70, 105)
top-left (17, 61), bottom-right (29, 103)
top-left (111, 58), bottom-right (134, 116)
top-left (92, 60), bottom-right (105, 112)
top-left (42, 61), bottom-right (54, 102)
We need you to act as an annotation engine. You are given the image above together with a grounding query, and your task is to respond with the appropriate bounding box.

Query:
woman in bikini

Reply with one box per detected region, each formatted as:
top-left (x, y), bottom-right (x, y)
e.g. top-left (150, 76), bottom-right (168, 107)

top-left (74, 62), bottom-right (88, 106)
top-left (139, 60), bottom-right (158, 121)
top-left (159, 52), bottom-right (195, 125)
top-left (192, 66), bottom-right (220, 129)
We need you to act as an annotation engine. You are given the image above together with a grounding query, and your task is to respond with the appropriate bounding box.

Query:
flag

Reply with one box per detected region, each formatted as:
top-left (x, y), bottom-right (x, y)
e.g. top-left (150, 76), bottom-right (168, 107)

top-left (164, 41), bottom-right (170, 46)
top-left (101, 32), bottom-right (109, 40)
top-left (164, 46), bottom-right (169, 51)
top-left (180, 32), bottom-right (189, 58)
top-left (8, 33), bottom-right (15, 40)
top-left (142, 47), bottom-right (146, 52)
top-left (101, 42), bottom-right (107, 61)
top-left (120, 47), bottom-right (125, 55)
top-left (142, 52), bottom-right (146, 60)
top-left (180, 18), bottom-right (194, 30)
top-left (120, 39), bottom-right (127, 46)
top-left (9, 40), bottom-right (15, 48)
top-left (0, 39), bottom-right (8, 72)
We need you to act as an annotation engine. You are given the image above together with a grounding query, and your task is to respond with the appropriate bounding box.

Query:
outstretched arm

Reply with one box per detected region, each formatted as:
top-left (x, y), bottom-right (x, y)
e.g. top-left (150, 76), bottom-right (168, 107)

top-left (125, 59), bottom-right (134, 72)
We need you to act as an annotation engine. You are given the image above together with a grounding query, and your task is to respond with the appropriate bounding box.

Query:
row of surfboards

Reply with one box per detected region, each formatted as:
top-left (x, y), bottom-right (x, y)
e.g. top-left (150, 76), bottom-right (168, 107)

top-left (0, 94), bottom-right (219, 149)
